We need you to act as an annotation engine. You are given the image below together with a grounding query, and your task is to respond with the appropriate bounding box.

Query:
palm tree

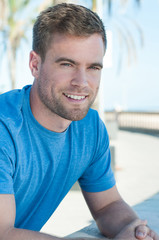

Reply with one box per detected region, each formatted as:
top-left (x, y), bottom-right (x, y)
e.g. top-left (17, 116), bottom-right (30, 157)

top-left (0, 0), bottom-right (36, 89)
top-left (0, 0), bottom-right (142, 90)
top-left (0, 0), bottom-right (7, 30)
top-left (0, 0), bottom-right (71, 90)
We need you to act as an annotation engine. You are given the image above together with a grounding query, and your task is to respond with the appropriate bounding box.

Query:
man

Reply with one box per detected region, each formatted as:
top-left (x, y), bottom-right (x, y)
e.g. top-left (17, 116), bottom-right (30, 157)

top-left (0, 3), bottom-right (158, 240)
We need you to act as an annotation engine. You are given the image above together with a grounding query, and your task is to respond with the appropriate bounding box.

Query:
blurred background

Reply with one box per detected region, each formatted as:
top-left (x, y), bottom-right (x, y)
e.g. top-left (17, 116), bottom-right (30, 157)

top-left (0, 0), bottom-right (159, 112)
top-left (0, 0), bottom-right (159, 237)
top-left (1, 0), bottom-right (159, 135)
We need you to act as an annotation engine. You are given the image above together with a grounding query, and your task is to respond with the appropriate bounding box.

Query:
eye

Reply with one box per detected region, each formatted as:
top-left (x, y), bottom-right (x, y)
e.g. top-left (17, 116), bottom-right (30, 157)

top-left (61, 62), bottom-right (72, 67)
top-left (89, 66), bottom-right (101, 71)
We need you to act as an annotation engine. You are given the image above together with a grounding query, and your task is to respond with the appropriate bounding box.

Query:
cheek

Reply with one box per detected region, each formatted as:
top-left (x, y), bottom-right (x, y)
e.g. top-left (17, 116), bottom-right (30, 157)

top-left (88, 74), bottom-right (101, 90)
top-left (38, 69), bottom-right (53, 97)
top-left (39, 67), bottom-right (55, 87)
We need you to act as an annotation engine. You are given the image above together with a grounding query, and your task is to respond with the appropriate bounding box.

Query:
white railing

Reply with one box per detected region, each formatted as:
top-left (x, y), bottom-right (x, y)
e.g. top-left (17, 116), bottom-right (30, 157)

top-left (105, 111), bottom-right (159, 132)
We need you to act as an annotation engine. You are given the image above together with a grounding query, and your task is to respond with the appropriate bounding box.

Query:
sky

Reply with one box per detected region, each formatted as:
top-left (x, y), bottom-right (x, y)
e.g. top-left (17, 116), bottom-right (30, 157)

top-left (102, 0), bottom-right (159, 111)
top-left (0, 0), bottom-right (159, 112)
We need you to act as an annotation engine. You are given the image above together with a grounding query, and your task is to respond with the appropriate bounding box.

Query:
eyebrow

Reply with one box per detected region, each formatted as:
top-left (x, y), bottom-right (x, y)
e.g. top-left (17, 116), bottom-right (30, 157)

top-left (55, 57), bottom-right (76, 65)
top-left (90, 62), bottom-right (103, 69)
top-left (55, 57), bottom-right (103, 69)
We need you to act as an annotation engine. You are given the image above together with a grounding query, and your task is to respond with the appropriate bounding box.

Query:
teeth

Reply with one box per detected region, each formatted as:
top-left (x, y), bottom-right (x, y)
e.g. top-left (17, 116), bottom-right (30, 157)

top-left (64, 94), bottom-right (86, 100)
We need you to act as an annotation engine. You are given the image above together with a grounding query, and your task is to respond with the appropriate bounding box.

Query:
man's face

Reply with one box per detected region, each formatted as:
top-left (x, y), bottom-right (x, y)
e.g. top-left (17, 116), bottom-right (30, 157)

top-left (33, 33), bottom-right (105, 121)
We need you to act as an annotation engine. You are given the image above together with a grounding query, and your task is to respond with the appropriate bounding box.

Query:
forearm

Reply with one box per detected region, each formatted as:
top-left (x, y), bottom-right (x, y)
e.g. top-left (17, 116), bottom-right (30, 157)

top-left (2, 227), bottom-right (61, 240)
top-left (95, 199), bottom-right (138, 239)
top-left (2, 228), bottom-right (111, 240)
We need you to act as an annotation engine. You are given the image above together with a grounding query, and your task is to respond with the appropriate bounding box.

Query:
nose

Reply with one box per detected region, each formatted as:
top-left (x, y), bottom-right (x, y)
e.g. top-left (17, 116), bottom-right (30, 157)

top-left (71, 68), bottom-right (88, 88)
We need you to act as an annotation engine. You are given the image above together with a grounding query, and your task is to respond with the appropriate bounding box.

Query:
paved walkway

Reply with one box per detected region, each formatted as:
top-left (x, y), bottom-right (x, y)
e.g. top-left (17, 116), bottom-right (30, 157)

top-left (41, 130), bottom-right (159, 237)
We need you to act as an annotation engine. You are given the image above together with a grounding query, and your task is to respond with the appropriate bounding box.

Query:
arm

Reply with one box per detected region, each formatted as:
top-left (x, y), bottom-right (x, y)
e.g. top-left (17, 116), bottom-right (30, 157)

top-left (0, 194), bottom-right (158, 240)
top-left (0, 194), bottom-right (64, 240)
top-left (0, 194), bottom-right (112, 240)
top-left (82, 185), bottom-right (159, 240)
top-left (82, 185), bottom-right (138, 239)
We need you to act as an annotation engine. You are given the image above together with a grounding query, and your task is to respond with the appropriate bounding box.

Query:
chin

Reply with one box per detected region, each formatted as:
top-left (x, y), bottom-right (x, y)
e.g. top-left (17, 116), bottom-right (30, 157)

top-left (62, 109), bottom-right (89, 121)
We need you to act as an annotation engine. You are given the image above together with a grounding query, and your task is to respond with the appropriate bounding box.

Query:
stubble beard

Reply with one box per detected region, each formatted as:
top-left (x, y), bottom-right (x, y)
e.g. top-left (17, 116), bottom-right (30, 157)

top-left (37, 84), bottom-right (98, 121)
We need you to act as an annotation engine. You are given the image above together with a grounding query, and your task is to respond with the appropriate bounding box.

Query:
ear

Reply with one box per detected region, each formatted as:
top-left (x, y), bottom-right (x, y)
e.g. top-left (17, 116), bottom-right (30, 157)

top-left (29, 51), bottom-right (41, 79)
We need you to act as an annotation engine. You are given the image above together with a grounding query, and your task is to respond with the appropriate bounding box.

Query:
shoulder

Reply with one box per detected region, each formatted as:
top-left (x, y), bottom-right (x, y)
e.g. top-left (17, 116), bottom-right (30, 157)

top-left (0, 85), bottom-right (31, 121)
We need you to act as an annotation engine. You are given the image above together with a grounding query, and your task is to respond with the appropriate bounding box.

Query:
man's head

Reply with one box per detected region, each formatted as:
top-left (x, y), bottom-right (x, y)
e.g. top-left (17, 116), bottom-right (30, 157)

top-left (32, 3), bottom-right (106, 62)
top-left (30, 4), bottom-right (106, 127)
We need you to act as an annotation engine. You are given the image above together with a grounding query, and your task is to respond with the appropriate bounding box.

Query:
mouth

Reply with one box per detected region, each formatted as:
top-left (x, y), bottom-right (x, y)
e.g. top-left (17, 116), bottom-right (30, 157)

top-left (63, 93), bottom-right (87, 101)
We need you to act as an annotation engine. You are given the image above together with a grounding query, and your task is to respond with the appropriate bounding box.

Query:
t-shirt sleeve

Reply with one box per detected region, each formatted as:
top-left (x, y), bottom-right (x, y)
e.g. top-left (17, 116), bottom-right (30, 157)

top-left (0, 121), bottom-right (15, 194)
top-left (79, 115), bottom-right (116, 192)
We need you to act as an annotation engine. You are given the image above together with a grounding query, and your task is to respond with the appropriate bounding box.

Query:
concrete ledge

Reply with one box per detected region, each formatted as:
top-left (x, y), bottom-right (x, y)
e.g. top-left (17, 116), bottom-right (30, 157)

top-left (67, 192), bottom-right (159, 238)
top-left (133, 192), bottom-right (159, 233)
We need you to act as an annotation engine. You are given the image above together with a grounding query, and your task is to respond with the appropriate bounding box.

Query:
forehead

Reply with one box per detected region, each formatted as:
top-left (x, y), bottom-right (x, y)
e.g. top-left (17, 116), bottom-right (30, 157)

top-left (47, 33), bottom-right (105, 61)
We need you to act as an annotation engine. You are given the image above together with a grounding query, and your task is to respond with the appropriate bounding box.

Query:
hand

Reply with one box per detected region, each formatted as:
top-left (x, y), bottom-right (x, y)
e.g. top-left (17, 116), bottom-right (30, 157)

top-left (136, 223), bottom-right (159, 240)
top-left (114, 219), bottom-right (153, 240)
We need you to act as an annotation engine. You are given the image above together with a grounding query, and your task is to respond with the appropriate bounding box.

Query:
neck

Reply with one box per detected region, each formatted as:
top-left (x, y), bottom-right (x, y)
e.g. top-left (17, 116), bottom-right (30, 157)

top-left (29, 85), bottom-right (71, 133)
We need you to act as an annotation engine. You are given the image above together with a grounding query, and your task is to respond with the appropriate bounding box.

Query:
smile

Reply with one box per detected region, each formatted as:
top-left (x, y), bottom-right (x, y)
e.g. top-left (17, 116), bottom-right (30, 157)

top-left (64, 93), bottom-right (87, 100)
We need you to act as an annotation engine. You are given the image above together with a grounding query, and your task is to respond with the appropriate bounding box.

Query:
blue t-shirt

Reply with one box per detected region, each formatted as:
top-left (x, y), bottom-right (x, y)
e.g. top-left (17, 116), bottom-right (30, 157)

top-left (0, 85), bottom-right (115, 231)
